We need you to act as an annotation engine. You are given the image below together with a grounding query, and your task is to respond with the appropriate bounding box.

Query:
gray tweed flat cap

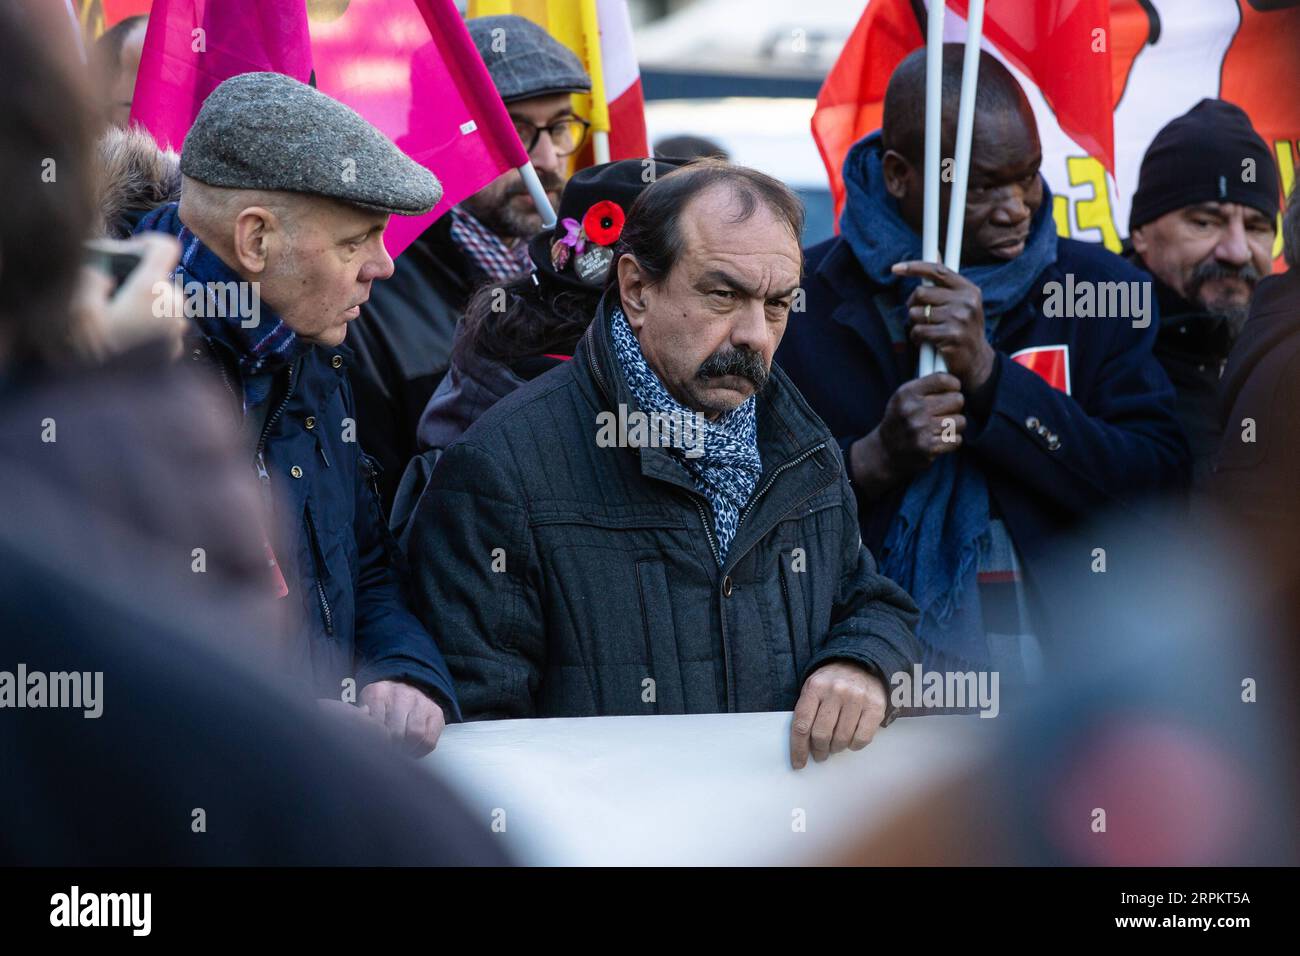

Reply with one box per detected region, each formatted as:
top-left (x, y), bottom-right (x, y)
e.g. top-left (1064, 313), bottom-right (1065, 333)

top-left (180, 72), bottom-right (442, 216)
top-left (467, 15), bottom-right (591, 103)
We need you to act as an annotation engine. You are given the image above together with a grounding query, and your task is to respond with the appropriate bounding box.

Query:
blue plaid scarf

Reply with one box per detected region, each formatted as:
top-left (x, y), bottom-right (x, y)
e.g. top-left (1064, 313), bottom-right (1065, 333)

top-left (135, 202), bottom-right (301, 411)
top-left (609, 306), bottom-right (761, 563)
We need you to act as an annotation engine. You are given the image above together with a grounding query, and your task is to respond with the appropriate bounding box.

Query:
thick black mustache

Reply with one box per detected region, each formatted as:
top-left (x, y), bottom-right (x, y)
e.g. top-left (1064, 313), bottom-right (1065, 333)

top-left (697, 348), bottom-right (769, 390)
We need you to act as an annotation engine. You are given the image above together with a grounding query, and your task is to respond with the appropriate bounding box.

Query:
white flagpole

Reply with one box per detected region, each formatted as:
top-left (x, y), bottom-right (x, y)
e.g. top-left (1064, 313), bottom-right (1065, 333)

top-left (518, 162), bottom-right (558, 230)
top-left (918, 0), bottom-right (945, 378)
top-left (592, 130), bottom-right (611, 165)
top-left (931, 0), bottom-right (986, 375)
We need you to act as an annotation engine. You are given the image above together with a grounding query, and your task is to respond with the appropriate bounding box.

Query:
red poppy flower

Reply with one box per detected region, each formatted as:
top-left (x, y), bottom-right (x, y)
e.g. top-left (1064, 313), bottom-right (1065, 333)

top-left (582, 200), bottom-right (625, 246)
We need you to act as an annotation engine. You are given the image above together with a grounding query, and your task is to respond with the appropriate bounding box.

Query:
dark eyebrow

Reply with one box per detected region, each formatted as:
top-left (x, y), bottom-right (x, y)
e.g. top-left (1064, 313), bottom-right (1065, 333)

top-left (697, 269), bottom-right (797, 300)
top-left (1185, 203), bottom-right (1227, 219)
top-left (1244, 207), bottom-right (1276, 228)
top-left (511, 108), bottom-right (576, 126)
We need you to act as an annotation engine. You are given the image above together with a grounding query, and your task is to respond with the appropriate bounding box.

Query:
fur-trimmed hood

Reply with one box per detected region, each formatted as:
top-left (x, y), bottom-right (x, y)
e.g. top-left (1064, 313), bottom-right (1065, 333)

top-left (95, 126), bottom-right (181, 239)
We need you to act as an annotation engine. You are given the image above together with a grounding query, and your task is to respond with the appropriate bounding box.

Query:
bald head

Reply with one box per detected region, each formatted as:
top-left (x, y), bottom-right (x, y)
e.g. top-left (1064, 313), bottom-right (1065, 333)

top-left (882, 44), bottom-right (1036, 164)
top-left (878, 44), bottom-right (1045, 265)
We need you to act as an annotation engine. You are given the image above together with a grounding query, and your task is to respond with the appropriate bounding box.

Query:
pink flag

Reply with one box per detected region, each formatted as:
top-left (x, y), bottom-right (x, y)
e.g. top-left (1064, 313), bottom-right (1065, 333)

top-left (130, 0), bottom-right (312, 151)
top-left (310, 0), bottom-right (530, 256)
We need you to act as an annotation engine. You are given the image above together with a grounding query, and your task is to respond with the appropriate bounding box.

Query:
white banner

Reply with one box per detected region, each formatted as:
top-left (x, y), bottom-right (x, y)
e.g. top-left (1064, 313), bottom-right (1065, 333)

top-left (425, 711), bottom-right (994, 865)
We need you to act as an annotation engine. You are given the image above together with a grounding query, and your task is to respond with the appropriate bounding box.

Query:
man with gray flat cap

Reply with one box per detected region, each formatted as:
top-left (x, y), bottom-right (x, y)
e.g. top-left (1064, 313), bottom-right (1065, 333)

top-left (348, 13), bottom-right (593, 512)
top-left (136, 72), bottom-right (460, 756)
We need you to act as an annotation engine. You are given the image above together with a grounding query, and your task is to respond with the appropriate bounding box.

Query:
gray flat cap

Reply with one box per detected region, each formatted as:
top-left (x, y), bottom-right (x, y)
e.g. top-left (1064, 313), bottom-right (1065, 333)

top-left (180, 72), bottom-right (442, 216)
top-left (467, 15), bottom-right (591, 103)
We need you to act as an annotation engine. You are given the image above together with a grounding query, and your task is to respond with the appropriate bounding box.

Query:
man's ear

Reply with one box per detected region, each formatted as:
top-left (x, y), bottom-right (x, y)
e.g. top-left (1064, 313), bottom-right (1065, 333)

top-left (231, 206), bottom-right (278, 275)
top-left (617, 254), bottom-right (650, 331)
top-left (1130, 224), bottom-right (1149, 258)
top-left (881, 150), bottom-right (912, 201)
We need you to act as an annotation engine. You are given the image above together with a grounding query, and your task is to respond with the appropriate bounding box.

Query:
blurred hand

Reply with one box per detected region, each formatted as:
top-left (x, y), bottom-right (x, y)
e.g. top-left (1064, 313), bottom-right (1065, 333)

top-left (360, 680), bottom-right (446, 758)
top-left (70, 233), bottom-right (185, 363)
top-left (790, 662), bottom-right (888, 770)
top-left (317, 698), bottom-right (391, 748)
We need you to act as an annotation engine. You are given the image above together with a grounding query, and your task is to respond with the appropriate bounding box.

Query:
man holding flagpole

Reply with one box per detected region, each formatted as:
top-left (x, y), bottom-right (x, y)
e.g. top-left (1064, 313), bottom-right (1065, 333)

top-left (778, 47), bottom-right (1190, 688)
top-left (348, 14), bottom-right (592, 512)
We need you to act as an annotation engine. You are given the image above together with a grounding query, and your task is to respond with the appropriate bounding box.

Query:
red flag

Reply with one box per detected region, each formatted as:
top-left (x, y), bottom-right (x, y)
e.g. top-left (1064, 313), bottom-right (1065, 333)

top-left (130, 0), bottom-right (312, 151)
top-left (813, 0), bottom-right (1114, 223)
top-left (102, 0), bottom-right (153, 28)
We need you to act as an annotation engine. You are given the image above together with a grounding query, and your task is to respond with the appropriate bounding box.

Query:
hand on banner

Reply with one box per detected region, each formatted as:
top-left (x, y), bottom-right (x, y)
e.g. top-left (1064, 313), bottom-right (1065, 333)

top-left (361, 680), bottom-right (446, 757)
top-left (789, 662), bottom-right (888, 770)
top-left (893, 260), bottom-right (997, 390)
top-left (849, 373), bottom-right (965, 497)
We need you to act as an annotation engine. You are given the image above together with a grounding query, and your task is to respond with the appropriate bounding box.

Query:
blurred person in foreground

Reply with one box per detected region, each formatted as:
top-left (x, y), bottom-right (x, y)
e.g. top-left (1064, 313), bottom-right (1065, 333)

top-left (0, 0), bottom-right (501, 864)
top-left (777, 46), bottom-right (1189, 690)
top-left (135, 72), bottom-right (460, 755)
top-left (348, 14), bottom-right (592, 512)
top-left (827, 507), bottom-right (1297, 866)
top-left (1125, 99), bottom-right (1280, 482)
top-left (406, 160), bottom-right (920, 769)
top-left (388, 157), bottom-right (680, 546)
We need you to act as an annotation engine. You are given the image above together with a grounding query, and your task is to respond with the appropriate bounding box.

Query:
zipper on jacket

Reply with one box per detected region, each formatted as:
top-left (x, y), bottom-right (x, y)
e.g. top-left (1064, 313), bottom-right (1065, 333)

top-left (737, 442), bottom-right (827, 528)
top-left (304, 507), bottom-right (335, 636)
top-left (585, 324), bottom-right (609, 400)
top-left (691, 495), bottom-right (722, 566)
top-left (256, 364), bottom-right (297, 459)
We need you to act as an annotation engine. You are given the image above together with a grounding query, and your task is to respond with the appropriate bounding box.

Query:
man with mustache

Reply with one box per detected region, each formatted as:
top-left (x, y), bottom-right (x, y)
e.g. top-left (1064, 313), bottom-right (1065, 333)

top-left (347, 15), bottom-right (591, 512)
top-left (405, 161), bottom-right (921, 769)
top-left (1125, 99), bottom-right (1280, 481)
top-left (778, 47), bottom-right (1189, 688)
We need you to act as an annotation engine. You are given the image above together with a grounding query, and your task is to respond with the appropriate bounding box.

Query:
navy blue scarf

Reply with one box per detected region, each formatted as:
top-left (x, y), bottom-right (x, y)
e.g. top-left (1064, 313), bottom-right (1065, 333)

top-left (839, 132), bottom-right (1057, 667)
top-left (136, 202), bottom-right (301, 411)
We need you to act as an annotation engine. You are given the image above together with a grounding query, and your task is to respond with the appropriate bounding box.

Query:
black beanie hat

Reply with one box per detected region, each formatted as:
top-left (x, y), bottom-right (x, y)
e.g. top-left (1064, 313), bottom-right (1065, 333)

top-left (528, 158), bottom-right (682, 292)
top-left (1129, 98), bottom-right (1279, 234)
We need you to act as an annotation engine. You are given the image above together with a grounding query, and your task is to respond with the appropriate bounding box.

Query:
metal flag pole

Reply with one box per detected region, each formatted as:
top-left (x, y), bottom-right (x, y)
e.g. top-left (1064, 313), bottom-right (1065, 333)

top-left (918, 0), bottom-right (946, 378)
top-left (592, 130), bottom-right (611, 165)
top-left (942, 0), bottom-right (986, 273)
top-left (519, 161), bottom-right (558, 230)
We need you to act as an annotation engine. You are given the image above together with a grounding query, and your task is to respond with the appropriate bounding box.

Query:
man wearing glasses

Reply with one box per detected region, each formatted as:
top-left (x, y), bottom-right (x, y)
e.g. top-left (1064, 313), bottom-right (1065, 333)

top-left (347, 15), bottom-right (592, 512)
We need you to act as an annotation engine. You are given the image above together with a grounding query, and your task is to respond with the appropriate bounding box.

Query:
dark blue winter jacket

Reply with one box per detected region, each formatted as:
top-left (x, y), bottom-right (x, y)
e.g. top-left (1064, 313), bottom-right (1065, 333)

top-left (777, 234), bottom-right (1191, 639)
top-left (138, 203), bottom-right (460, 717)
